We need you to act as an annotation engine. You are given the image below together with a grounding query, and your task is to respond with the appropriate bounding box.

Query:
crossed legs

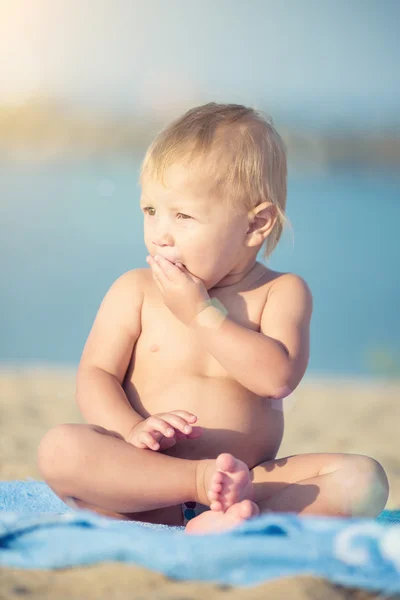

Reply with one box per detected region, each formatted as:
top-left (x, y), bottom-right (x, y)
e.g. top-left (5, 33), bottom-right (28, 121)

top-left (250, 452), bottom-right (389, 518)
top-left (37, 423), bottom-right (389, 531)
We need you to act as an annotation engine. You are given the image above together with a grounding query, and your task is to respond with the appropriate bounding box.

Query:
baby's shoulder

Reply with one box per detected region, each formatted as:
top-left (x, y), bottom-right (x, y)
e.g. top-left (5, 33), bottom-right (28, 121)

top-left (262, 269), bottom-right (313, 316)
top-left (121, 267), bottom-right (149, 283)
top-left (256, 267), bottom-right (312, 310)
top-left (108, 268), bottom-right (149, 301)
top-left (257, 265), bottom-right (311, 292)
top-left (268, 270), bottom-right (311, 291)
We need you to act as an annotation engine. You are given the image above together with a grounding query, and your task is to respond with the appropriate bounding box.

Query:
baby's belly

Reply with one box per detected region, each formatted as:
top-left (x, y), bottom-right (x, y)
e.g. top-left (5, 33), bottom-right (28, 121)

top-left (124, 375), bottom-right (284, 469)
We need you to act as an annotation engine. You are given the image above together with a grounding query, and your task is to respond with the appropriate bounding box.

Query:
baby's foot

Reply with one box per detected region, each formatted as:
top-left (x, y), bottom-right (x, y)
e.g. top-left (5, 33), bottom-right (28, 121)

top-left (185, 499), bottom-right (259, 535)
top-left (204, 453), bottom-right (255, 512)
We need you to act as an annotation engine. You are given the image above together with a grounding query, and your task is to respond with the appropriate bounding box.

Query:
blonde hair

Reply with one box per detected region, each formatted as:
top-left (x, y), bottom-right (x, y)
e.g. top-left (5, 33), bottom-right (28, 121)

top-left (139, 102), bottom-right (290, 259)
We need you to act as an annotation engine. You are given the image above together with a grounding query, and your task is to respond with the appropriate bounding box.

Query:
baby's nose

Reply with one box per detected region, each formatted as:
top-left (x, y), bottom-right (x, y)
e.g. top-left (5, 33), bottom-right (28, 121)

top-left (152, 228), bottom-right (173, 247)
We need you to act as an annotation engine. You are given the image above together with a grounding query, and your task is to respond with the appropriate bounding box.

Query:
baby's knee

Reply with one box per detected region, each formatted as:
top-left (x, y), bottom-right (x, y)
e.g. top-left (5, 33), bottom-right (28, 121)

top-left (37, 423), bottom-right (87, 485)
top-left (343, 455), bottom-right (389, 517)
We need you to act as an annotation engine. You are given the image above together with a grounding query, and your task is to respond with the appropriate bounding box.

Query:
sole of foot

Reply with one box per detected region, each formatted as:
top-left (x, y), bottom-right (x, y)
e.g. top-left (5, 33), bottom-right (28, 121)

top-left (185, 499), bottom-right (260, 535)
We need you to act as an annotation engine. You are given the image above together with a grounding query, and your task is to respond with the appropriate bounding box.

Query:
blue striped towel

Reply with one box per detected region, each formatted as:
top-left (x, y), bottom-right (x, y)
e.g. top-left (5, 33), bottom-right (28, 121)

top-left (0, 480), bottom-right (399, 595)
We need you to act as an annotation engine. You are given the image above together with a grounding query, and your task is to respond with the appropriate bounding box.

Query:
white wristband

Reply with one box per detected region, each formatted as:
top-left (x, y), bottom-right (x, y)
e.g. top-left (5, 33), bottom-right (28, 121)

top-left (192, 298), bottom-right (228, 329)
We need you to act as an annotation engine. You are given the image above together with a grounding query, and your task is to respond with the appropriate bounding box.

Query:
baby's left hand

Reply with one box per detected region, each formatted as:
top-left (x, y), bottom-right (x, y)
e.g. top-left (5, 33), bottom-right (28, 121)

top-left (151, 425), bottom-right (203, 451)
top-left (146, 254), bottom-right (210, 326)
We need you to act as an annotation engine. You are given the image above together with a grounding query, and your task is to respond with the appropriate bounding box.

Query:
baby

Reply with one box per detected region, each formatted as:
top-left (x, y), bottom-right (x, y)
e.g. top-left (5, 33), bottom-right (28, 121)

top-left (37, 103), bottom-right (389, 533)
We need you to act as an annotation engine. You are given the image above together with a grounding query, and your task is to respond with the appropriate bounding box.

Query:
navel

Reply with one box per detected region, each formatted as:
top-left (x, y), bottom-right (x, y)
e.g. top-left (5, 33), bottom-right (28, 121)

top-left (149, 343), bottom-right (160, 353)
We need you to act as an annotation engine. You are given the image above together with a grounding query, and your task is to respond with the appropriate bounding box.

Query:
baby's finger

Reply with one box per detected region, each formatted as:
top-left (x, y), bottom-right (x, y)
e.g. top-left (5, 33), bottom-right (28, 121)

top-left (186, 426), bottom-right (202, 438)
top-left (157, 435), bottom-right (177, 450)
top-left (174, 426), bottom-right (202, 441)
top-left (140, 431), bottom-right (160, 451)
top-left (175, 426), bottom-right (203, 439)
top-left (146, 416), bottom-right (176, 438)
top-left (170, 411), bottom-right (198, 423)
top-left (161, 414), bottom-right (195, 435)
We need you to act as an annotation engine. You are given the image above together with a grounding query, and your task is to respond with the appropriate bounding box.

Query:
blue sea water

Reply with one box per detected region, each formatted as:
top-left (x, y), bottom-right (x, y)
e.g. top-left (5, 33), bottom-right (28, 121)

top-left (1, 160), bottom-right (399, 377)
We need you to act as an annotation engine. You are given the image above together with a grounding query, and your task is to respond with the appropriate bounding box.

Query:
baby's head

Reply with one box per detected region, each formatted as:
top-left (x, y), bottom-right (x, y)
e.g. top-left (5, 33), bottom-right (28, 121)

top-left (139, 102), bottom-right (288, 288)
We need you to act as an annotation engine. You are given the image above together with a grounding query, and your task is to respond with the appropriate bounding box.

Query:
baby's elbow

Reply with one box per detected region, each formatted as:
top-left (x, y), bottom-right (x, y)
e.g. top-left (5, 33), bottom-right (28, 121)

top-left (268, 384), bottom-right (293, 400)
top-left (260, 352), bottom-right (303, 398)
top-left (264, 363), bottom-right (296, 399)
top-left (272, 352), bottom-right (308, 398)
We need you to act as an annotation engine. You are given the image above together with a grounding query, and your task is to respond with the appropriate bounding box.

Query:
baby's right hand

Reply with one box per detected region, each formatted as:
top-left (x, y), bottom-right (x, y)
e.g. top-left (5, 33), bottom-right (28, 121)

top-left (126, 411), bottom-right (202, 451)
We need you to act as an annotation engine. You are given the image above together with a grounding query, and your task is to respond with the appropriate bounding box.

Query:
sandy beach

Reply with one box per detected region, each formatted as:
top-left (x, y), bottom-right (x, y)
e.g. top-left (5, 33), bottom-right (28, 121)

top-left (1, 365), bottom-right (399, 599)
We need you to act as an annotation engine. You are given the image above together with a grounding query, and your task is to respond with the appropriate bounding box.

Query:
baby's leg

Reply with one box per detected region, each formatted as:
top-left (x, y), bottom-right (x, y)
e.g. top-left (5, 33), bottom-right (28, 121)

top-left (187, 451), bottom-right (389, 533)
top-left (37, 423), bottom-right (215, 517)
top-left (249, 452), bottom-right (389, 518)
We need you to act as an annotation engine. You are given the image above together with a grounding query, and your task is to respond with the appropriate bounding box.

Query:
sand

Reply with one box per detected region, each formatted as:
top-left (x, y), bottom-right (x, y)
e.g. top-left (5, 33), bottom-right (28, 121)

top-left (0, 365), bottom-right (399, 599)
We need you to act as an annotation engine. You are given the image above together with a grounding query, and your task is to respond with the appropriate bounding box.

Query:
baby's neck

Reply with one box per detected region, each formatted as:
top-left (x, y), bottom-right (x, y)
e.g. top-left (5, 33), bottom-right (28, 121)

top-left (210, 259), bottom-right (262, 291)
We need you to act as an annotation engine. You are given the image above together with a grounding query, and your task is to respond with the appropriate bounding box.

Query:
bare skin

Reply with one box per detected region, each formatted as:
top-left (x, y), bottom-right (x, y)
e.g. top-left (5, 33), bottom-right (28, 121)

top-left (185, 454), bottom-right (260, 535)
top-left (37, 265), bottom-right (389, 533)
top-left (127, 263), bottom-right (286, 470)
top-left (37, 168), bottom-right (389, 532)
top-left (185, 500), bottom-right (261, 535)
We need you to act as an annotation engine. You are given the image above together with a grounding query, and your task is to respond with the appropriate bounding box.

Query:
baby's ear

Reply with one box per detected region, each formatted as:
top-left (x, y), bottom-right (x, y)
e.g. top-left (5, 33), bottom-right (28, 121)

top-left (246, 203), bottom-right (277, 243)
top-left (246, 207), bottom-right (257, 234)
top-left (246, 219), bottom-right (258, 235)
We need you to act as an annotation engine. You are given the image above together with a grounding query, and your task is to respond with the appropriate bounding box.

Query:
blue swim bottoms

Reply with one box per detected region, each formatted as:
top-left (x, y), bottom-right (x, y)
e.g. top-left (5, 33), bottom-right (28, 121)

top-left (181, 501), bottom-right (209, 526)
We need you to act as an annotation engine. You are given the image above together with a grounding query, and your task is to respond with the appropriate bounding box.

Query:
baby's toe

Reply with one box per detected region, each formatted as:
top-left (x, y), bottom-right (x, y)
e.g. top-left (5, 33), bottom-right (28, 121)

top-left (208, 477), bottom-right (223, 505)
top-left (216, 453), bottom-right (236, 472)
top-left (212, 471), bottom-right (224, 486)
top-left (208, 488), bottom-right (221, 502)
top-left (210, 481), bottom-right (222, 494)
top-left (210, 500), bottom-right (223, 511)
top-left (239, 499), bottom-right (259, 519)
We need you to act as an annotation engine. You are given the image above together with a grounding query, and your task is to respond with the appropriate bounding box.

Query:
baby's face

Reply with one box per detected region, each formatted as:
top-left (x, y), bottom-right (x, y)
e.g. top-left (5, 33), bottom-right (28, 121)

top-left (140, 164), bottom-right (249, 289)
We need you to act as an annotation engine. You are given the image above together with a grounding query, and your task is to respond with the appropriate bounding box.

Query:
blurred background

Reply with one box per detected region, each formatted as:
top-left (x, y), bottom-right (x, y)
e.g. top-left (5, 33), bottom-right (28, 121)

top-left (1, 0), bottom-right (399, 376)
top-left (1, 1), bottom-right (399, 509)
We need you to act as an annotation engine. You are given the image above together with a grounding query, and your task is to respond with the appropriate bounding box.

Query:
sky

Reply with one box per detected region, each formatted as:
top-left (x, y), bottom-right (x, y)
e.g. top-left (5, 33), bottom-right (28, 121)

top-left (0, 0), bottom-right (399, 129)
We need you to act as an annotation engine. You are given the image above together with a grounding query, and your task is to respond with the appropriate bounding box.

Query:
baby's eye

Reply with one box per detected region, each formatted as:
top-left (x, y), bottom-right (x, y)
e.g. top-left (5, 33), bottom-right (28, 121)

top-left (143, 207), bottom-right (192, 220)
top-left (143, 206), bottom-right (155, 216)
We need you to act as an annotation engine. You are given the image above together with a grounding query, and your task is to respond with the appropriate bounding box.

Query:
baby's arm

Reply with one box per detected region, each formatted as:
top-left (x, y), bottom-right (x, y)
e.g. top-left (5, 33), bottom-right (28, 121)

top-left (259, 273), bottom-right (313, 394)
top-left (189, 273), bottom-right (312, 397)
top-left (75, 270), bottom-right (145, 439)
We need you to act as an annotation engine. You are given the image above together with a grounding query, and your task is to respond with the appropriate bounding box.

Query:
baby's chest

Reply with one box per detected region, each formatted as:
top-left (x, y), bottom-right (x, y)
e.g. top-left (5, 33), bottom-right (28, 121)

top-left (135, 295), bottom-right (263, 378)
top-left (135, 313), bottom-right (223, 377)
